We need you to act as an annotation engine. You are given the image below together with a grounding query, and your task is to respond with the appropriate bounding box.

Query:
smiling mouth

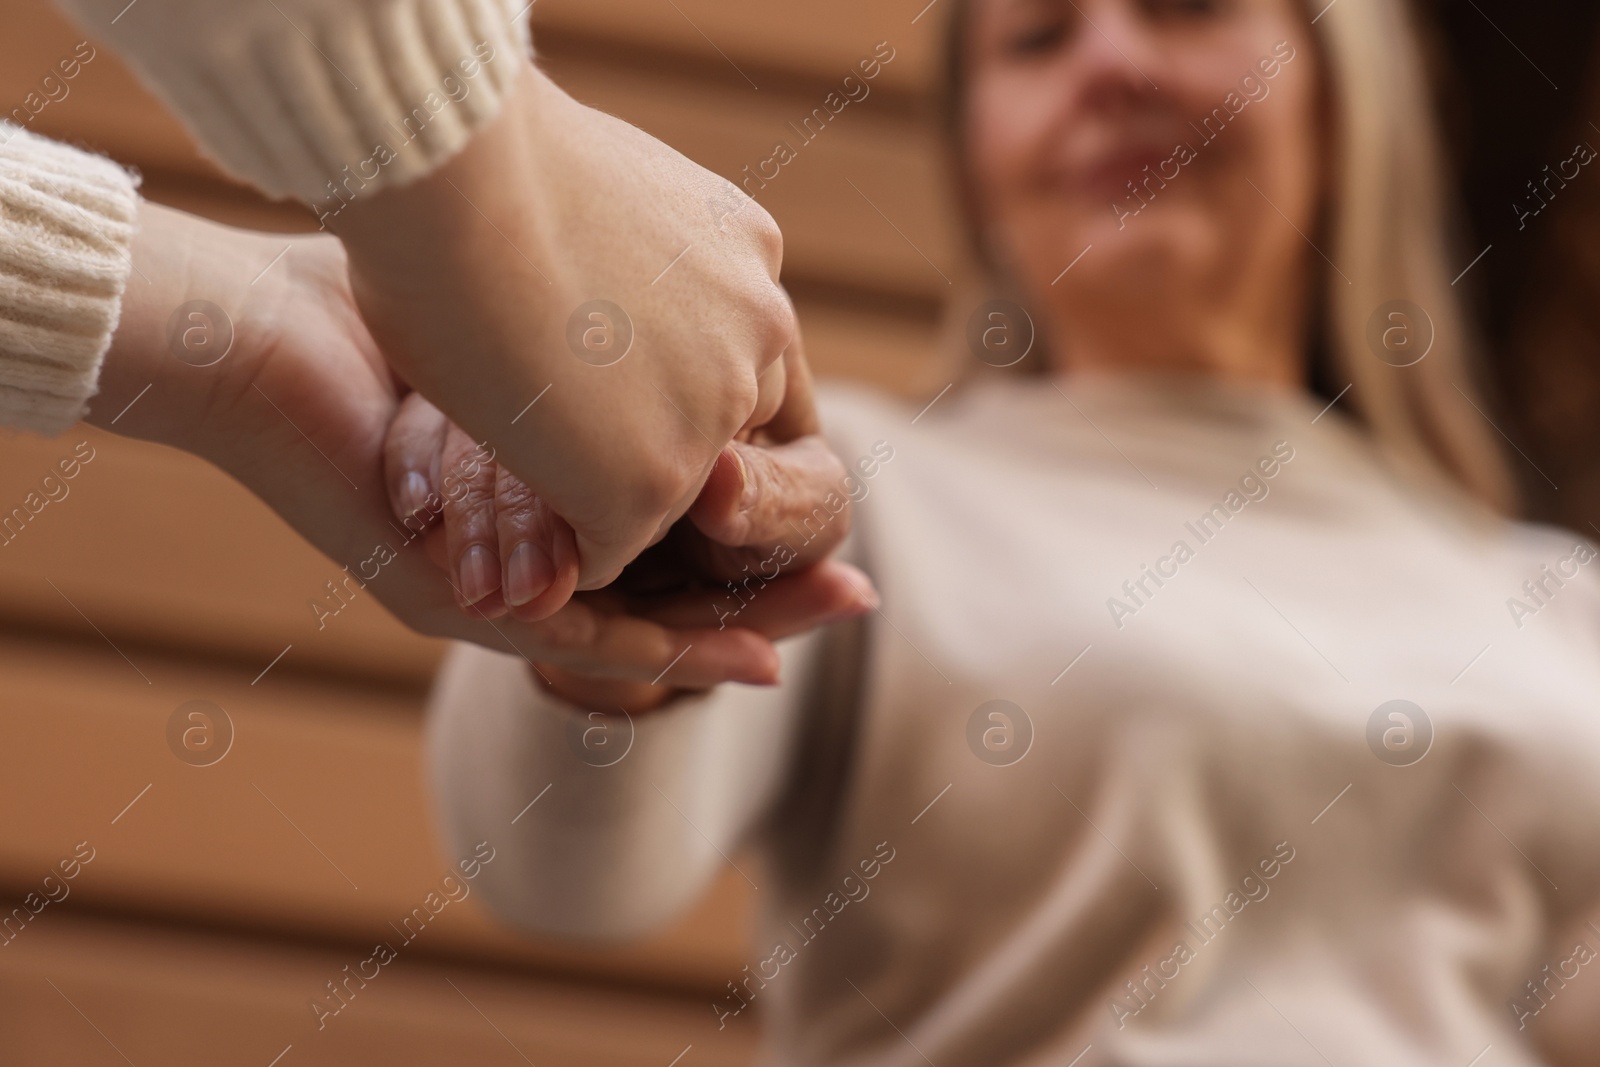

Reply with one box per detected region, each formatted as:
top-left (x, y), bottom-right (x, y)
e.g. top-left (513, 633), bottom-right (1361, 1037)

top-left (1071, 141), bottom-right (1183, 200)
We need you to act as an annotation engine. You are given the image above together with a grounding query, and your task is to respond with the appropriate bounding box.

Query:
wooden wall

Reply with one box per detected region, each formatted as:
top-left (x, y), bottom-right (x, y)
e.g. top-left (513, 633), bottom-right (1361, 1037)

top-left (0, 2), bottom-right (959, 1063)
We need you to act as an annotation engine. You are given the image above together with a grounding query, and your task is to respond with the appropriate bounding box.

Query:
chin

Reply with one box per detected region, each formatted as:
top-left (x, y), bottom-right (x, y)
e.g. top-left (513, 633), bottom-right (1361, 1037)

top-left (1045, 207), bottom-right (1219, 289)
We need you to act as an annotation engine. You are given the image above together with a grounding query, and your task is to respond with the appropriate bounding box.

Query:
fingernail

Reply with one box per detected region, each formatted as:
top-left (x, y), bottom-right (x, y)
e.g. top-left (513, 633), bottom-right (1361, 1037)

top-left (730, 448), bottom-right (757, 511)
top-left (458, 544), bottom-right (497, 605)
top-left (734, 657), bottom-right (781, 686)
top-left (398, 471), bottom-right (430, 518)
top-left (838, 564), bottom-right (880, 610)
top-left (505, 540), bottom-right (554, 607)
top-left (822, 601), bottom-right (875, 626)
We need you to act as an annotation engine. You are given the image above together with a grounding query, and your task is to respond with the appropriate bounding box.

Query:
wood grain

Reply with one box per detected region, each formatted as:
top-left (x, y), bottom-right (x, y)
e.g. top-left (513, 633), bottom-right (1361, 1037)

top-left (0, 631), bottom-right (755, 992)
top-left (0, 913), bottom-right (757, 1065)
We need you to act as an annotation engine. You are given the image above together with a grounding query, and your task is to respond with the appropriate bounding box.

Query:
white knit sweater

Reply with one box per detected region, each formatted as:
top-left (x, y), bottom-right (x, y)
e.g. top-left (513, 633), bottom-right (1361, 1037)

top-left (53, 0), bottom-right (532, 206)
top-left (0, 125), bottom-right (138, 435)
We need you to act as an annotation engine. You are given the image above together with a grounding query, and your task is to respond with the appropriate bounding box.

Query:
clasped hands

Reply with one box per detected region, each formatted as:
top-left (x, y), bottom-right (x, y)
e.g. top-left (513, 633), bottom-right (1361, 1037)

top-left (94, 60), bottom-right (874, 711)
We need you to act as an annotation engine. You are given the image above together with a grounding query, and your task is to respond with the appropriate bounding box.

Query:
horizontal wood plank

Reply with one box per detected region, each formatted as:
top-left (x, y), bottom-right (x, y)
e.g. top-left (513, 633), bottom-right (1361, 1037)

top-left (0, 427), bottom-right (445, 688)
top-left (531, 0), bottom-right (947, 95)
top-left (0, 913), bottom-right (756, 1065)
top-left (0, 633), bottom-right (756, 993)
top-left (1, 0), bottom-right (962, 304)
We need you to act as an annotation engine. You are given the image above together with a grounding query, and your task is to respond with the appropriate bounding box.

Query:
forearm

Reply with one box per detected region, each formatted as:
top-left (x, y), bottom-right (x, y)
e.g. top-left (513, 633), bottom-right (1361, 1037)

top-left (328, 59), bottom-right (560, 431)
top-left (427, 635), bottom-right (819, 940)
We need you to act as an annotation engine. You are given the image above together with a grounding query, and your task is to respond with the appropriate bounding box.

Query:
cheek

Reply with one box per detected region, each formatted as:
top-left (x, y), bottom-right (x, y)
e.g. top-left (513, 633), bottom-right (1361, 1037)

top-left (965, 73), bottom-right (1062, 199)
top-left (1249, 57), bottom-right (1323, 224)
top-left (1173, 34), bottom-right (1323, 238)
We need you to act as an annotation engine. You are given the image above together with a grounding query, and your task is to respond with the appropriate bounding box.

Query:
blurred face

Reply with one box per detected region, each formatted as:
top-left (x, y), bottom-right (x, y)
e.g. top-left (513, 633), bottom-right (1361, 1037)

top-left (965, 0), bottom-right (1324, 379)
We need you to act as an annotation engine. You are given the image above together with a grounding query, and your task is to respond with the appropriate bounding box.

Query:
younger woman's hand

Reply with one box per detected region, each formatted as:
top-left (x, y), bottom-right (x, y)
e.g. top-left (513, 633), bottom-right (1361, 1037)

top-left (335, 61), bottom-right (799, 595)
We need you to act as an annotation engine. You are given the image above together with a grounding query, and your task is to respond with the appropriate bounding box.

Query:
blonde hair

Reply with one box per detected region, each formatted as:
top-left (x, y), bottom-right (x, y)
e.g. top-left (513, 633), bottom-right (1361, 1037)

top-left (940, 0), bottom-right (1519, 514)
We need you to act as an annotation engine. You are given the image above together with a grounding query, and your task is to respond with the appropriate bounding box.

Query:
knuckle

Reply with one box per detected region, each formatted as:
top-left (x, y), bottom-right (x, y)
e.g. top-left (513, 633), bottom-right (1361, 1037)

top-left (450, 480), bottom-right (497, 518)
top-left (611, 454), bottom-right (688, 534)
top-left (754, 454), bottom-right (791, 512)
top-left (755, 285), bottom-right (797, 366)
top-left (494, 476), bottom-right (540, 524)
top-left (745, 206), bottom-right (785, 272)
top-left (444, 487), bottom-right (499, 544)
top-left (726, 369), bottom-right (764, 432)
top-left (632, 453), bottom-right (695, 518)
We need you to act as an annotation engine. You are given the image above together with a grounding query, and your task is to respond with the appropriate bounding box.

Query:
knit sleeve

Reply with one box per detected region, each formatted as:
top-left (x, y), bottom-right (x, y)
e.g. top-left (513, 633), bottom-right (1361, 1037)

top-left (426, 630), bottom-right (828, 940)
top-left (0, 124), bottom-right (138, 436)
top-left (52, 0), bottom-right (532, 208)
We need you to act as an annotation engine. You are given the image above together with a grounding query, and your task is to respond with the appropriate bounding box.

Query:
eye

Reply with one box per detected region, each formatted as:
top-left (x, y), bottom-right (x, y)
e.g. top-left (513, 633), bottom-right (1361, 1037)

top-left (1145, 0), bottom-right (1226, 17)
top-left (1004, 13), bottom-right (1069, 56)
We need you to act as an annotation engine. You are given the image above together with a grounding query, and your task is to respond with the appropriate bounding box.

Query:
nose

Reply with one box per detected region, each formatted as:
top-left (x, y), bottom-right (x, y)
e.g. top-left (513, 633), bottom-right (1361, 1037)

top-left (1065, 1), bottom-right (1162, 115)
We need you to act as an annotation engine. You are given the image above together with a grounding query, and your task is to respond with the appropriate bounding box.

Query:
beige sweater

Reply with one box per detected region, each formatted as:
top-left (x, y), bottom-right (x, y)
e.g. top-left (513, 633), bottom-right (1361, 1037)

top-left (429, 374), bottom-right (1600, 1065)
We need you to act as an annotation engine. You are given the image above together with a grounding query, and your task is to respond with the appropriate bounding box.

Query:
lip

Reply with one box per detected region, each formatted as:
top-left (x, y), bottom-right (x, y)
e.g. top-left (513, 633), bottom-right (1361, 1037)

top-left (1073, 143), bottom-right (1176, 199)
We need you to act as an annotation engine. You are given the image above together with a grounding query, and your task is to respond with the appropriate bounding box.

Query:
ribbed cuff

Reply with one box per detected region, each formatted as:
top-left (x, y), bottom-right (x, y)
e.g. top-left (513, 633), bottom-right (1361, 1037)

top-left (0, 125), bottom-right (139, 436)
top-left (58, 0), bottom-right (532, 207)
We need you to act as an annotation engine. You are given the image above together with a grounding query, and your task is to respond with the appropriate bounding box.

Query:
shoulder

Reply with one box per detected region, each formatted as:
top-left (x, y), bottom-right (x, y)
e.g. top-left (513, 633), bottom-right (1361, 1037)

top-left (1500, 521), bottom-right (1600, 588)
top-left (1477, 519), bottom-right (1600, 638)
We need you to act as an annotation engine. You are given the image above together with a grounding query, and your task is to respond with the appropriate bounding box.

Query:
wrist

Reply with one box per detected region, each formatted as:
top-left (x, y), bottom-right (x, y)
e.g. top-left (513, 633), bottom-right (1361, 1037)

top-left (327, 57), bottom-right (549, 275)
top-left (88, 201), bottom-right (212, 452)
top-left (88, 202), bottom-right (299, 462)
